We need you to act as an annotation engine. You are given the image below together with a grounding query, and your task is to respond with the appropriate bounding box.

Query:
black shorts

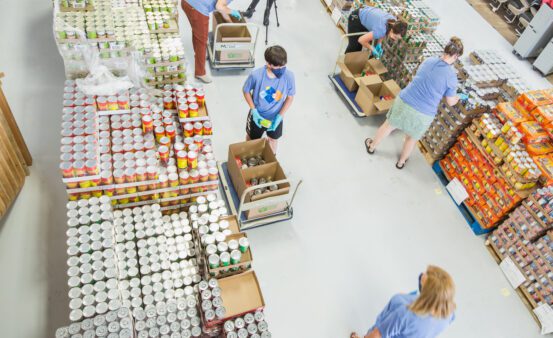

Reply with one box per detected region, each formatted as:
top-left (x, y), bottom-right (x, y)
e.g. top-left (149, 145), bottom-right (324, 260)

top-left (246, 111), bottom-right (283, 140)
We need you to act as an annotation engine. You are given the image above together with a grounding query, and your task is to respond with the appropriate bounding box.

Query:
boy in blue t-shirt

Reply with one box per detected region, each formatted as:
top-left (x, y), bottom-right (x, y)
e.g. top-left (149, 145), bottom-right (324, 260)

top-left (243, 45), bottom-right (296, 154)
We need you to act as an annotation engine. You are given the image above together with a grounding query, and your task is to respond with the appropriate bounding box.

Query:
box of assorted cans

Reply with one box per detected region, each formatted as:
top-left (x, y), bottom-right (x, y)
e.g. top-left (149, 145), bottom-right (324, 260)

top-left (227, 139), bottom-right (290, 208)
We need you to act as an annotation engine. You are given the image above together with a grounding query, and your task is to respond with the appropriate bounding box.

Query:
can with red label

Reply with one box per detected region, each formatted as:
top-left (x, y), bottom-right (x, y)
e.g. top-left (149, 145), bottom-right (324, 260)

top-left (146, 166), bottom-right (157, 182)
top-left (85, 159), bottom-right (99, 176)
top-left (168, 173), bottom-right (179, 188)
top-left (154, 126), bottom-right (166, 143)
top-left (118, 96), bottom-right (129, 110)
top-left (158, 146), bottom-right (170, 163)
top-left (193, 122), bottom-right (203, 136)
top-left (108, 96), bottom-right (118, 110)
top-left (195, 89), bottom-right (205, 107)
top-left (189, 103), bottom-right (199, 118)
top-left (159, 136), bottom-right (171, 148)
top-left (184, 123), bottom-right (194, 138)
top-left (199, 168), bottom-right (209, 182)
top-left (166, 125), bottom-right (176, 142)
top-left (113, 169), bottom-right (125, 184)
top-left (187, 151), bottom-right (198, 169)
top-left (163, 97), bottom-right (174, 110)
top-left (142, 115), bottom-right (154, 134)
top-left (208, 167), bottom-right (219, 181)
top-left (178, 104), bottom-right (189, 119)
top-left (203, 121), bottom-right (212, 135)
top-left (189, 169), bottom-right (200, 184)
top-left (177, 151), bottom-right (188, 169)
top-left (158, 174), bottom-right (169, 189)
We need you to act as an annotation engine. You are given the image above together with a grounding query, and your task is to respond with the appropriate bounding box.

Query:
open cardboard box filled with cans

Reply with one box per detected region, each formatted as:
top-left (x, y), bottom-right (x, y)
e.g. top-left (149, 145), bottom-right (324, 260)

top-left (227, 139), bottom-right (290, 219)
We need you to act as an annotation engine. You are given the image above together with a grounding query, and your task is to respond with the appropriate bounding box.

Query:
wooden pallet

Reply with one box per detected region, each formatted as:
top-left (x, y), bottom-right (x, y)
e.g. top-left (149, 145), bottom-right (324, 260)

top-left (417, 140), bottom-right (438, 165)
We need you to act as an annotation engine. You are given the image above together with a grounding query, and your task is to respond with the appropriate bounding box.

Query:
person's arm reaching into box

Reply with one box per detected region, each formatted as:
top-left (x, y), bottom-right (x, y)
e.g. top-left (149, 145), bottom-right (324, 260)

top-left (215, 0), bottom-right (241, 23)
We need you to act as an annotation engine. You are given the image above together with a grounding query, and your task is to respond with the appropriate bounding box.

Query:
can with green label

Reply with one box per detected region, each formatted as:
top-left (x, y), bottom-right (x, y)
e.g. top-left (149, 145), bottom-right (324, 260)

top-left (239, 237), bottom-right (249, 253)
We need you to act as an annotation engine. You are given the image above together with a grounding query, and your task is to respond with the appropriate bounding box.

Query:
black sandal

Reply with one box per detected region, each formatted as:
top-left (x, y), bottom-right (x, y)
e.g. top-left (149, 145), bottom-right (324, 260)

top-left (396, 159), bottom-right (408, 169)
top-left (365, 138), bottom-right (375, 154)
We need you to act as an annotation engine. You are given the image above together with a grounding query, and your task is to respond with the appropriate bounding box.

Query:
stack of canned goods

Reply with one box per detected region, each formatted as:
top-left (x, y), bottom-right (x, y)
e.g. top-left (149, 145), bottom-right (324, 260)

top-left (56, 307), bottom-right (133, 338)
top-left (143, 0), bottom-right (178, 15)
top-left (198, 278), bottom-right (227, 323)
top-left (112, 7), bottom-right (149, 37)
top-left (114, 240), bottom-right (140, 280)
top-left (111, 0), bottom-right (140, 8)
top-left (470, 49), bottom-right (506, 65)
top-left (66, 196), bottom-right (113, 228)
top-left (118, 277), bottom-right (144, 311)
top-left (223, 311), bottom-right (272, 338)
top-left (463, 64), bottom-right (502, 87)
top-left (60, 81), bottom-right (100, 184)
top-left (134, 298), bottom-right (203, 337)
top-left (59, 0), bottom-right (95, 10)
top-left (83, 9), bottom-right (116, 39)
top-left (67, 271), bottom-right (122, 320)
top-left (145, 11), bottom-right (173, 31)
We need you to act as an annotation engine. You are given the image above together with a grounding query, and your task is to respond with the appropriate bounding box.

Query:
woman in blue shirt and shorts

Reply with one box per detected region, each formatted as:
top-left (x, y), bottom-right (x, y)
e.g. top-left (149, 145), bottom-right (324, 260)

top-left (364, 37), bottom-right (464, 169)
top-left (351, 265), bottom-right (456, 338)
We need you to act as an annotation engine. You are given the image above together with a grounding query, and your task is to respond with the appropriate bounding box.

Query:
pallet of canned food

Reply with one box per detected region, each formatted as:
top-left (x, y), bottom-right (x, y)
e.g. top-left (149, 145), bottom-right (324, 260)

top-left (53, 0), bottom-right (186, 82)
top-left (59, 80), bottom-right (218, 211)
top-left (56, 191), bottom-right (274, 337)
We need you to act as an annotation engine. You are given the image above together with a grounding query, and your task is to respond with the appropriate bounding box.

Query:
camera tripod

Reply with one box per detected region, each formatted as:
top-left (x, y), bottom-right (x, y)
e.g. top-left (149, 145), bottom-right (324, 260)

top-left (244, 0), bottom-right (280, 45)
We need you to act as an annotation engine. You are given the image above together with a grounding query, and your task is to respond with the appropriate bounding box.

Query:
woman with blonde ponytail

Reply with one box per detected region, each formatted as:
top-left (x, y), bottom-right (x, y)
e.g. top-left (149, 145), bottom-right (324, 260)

top-left (350, 266), bottom-right (456, 338)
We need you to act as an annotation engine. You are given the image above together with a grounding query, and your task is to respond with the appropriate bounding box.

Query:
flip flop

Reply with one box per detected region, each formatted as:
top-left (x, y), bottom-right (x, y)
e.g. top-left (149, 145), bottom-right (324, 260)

top-left (365, 138), bottom-right (375, 154)
top-left (396, 158), bottom-right (408, 169)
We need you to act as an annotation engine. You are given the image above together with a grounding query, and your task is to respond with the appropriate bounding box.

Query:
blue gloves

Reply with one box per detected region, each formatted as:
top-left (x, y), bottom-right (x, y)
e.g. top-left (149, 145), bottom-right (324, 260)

top-left (230, 9), bottom-right (242, 19)
top-left (251, 108), bottom-right (263, 128)
top-left (268, 114), bottom-right (283, 132)
top-left (458, 93), bottom-right (469, 101)
top-left (372, 43), bottom-right (383, 59)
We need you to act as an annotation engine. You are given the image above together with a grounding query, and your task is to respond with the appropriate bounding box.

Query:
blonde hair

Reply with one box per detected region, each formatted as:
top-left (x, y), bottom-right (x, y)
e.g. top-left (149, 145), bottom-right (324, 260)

top-left (444, 36), bottom-right (464, 57)
top-left (409, 266), bottom-right (456, 319)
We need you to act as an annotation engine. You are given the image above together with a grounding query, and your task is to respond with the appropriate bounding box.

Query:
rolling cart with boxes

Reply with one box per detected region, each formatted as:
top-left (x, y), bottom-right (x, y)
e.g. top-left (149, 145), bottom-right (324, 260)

top-left (208, 12), bottom-right (260, 70)
top-left (217, 139), bottom-right (302, 230)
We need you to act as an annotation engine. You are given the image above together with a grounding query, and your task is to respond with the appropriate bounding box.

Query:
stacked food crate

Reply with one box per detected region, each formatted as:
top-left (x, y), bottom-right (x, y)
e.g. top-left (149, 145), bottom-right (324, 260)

top-left (53, 0), bottom-right (186, 86)
top-left (488, 186), bottom-right (553, 323)
top-left (59, 81), bottom-right (217, 212)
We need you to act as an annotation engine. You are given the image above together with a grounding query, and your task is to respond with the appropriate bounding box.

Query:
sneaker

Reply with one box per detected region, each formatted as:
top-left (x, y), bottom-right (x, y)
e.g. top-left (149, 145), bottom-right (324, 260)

top-left (195, 74), bottom-right (212, 83)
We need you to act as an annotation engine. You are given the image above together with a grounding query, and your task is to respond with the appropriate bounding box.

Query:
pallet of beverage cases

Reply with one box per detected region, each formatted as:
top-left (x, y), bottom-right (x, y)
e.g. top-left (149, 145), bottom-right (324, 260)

top-left (432, 161), bottom-right (492, 235)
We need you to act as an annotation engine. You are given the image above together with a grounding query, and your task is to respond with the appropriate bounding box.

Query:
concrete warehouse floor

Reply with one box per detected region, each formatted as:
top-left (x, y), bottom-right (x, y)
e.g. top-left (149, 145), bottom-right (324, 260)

top-left (1, 0), bottom-right (552, 337)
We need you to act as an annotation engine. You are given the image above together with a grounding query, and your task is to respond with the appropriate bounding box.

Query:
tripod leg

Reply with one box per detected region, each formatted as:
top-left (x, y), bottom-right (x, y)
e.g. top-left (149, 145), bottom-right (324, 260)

top-left (263, 0), bottom-right (273, 27)
top-left (265, 24), bottom-right (268, 45)
top-left (274, 0), bottom-right (280, 27)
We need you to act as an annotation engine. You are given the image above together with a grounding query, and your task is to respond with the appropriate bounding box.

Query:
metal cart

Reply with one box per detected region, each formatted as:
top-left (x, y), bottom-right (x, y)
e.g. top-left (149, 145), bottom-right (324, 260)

top-left (208, 22), bottom-right (261, 70)
top-left (217, 162), bottom-right (302, 231)
top-left (328, 32), bottom-right (372, 118)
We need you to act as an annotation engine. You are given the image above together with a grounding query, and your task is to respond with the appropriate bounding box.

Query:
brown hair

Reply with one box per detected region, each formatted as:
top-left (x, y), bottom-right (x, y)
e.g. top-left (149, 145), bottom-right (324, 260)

top-left (409, 265), bottom-right (456, 319)
top-left (444, 36), bottom-right (464, 57)
top-left (264, 45), bottom-right (287, 67)
top-left (386, 20), bottom-right (408, 37)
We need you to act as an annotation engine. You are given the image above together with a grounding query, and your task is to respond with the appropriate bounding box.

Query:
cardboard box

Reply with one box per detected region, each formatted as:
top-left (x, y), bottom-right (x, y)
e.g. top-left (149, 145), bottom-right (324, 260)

top-left (241, 162), bottom-right (290, 202)
top-left (207, 233), bottom-right (253, 278)
top-left (219, 215), bottom-right (240, 234)
top-left (212, 12), bottom-right (252, 63)
top-left (354, 77), bottom-right (401, 116)
top-left (337, 51), bottom-right (388, 92)
top-left (227, 139), bottom-right (277, 200)
top-left (219, 270), bottom-right (265, 319)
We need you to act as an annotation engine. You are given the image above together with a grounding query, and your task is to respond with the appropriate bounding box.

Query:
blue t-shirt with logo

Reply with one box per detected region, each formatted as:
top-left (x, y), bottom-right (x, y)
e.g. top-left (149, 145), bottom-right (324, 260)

top-left (186, 0), bottom-right (233, 17)
top-left (368, 293), bottom-right (455, 338)
top-left (359, 7), bottom-right (395, 40)
top-left (243, 66), bottom-right (296, 120)
top-left (400, 56), bottom-right (458, 117)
